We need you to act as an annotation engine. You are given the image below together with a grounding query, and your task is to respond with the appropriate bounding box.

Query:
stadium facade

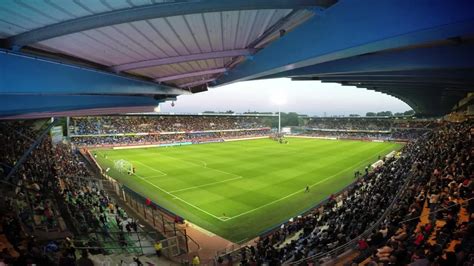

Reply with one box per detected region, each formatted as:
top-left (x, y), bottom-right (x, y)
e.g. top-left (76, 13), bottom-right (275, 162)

top-left (0, 1), bottom-right (473, 265)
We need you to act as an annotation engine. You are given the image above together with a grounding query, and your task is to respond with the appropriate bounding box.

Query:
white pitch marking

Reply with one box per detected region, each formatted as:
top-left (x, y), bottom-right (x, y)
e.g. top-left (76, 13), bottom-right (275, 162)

top-left (185, 158), bottom-right (207, 167)
top-left (225, 146), bottom-right (396, 221)
top-left (95, 151), bottom-right (225, 221)
top-left (132, 173), bottom-right (226, 222)
top-left (151, 151), bottom-right (241, 178)
top-left (133, 160), bottom-right (167, 176)
top-left (169, 176), bottom-right (244, 193)
top-left (135, 173), bottom-right (167, 180)
top-left (140, 175), bottom-right (168, 180)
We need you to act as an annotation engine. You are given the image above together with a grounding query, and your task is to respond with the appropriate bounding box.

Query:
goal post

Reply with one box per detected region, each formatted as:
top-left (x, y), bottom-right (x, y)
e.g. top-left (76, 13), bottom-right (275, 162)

top-left (113, 159), bottom-right (133, 174)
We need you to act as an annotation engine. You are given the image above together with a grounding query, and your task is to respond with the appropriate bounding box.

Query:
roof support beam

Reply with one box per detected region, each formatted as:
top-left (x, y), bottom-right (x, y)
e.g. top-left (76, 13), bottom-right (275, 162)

top-left (0, 51), bottom-right (188, 96)
top-left (215, 1), bottom-right (474, 86)
top-left (112, 49), bottom-right (256, 72)
top-left (330, 80), bottom-right (474, 89)
top-left (155, 68), bottom-right (227, 82)
top-left (5, 120), bottom-right (58, 182)
top-left (298, 77), bottom-right (474, 86)
top-left (351, 83), bottom-right (472, 90)
top-left (5, 0), bottom-right (335, 49)
top-left (318, 75), bottom-right (474, 84)
top-left (178, 78), bottom-right (216, 88)
top-left (0, 94), bottom-right (159, 119)
top-left (257, 43), bottom-right (474, 80)
top-left (314, 69), bottom-right (474, 79)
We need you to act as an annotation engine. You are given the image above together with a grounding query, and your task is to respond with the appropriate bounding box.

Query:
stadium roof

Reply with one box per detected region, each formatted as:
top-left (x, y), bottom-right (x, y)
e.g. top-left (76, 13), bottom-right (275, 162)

top-left (1, 0), bottom-right (473, 118)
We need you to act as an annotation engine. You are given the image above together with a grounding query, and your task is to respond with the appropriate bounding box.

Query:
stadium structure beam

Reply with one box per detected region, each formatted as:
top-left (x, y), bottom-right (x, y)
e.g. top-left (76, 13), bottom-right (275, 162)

top-left (178, 78), bottom-right (216, 88)
top-left (291, 70), bottom-right (474, 82)
top-left (318, 76), bottom-right (474, 85)
top-left (112, 49), bottom-right (257, 73)
top-left (254, 43), bottom-right (474, 80)
top-left (342, 82), bottom-right (473, 90)
top-left (155, 68), bottom-right (227, 82)
top-left (0, 94), bottom-right (161, 119)
top-left (353, 83), bottom-right (466, 117)
top-left (355, 84), bottom-right (469, 94)
top-left (0, 51), bottom-right (189, 96)
top-left (369, 86), bottom-right (462, 113)
top-left (4, 0), bottom-right (335, 49)
top-left (215, 1), bottom-right (474, 86)
top-left (378, 88), bottom-right (440, 109)
top-left (5, 119), bottom-right (59, 182)
top-left (311, 69), bottom-right (474, 79)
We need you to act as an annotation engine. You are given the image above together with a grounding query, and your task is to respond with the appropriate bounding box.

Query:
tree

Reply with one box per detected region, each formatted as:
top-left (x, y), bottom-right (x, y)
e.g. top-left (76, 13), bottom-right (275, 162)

top-left (403, 110), bottom-right (415, 116)
top-left (284, 112), bottom-right (300, 126)
top-left (366, 112), bottom-right (376, 117)
top-left (376, 111), bottom-right (393, 116)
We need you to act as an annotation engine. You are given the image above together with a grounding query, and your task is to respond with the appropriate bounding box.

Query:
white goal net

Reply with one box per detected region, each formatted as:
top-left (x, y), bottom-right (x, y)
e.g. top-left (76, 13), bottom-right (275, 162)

top-left (113, 159), bottom-right (133, 173)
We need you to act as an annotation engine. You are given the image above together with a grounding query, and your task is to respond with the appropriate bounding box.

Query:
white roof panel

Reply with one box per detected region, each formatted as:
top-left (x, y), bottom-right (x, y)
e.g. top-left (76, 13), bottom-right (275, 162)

top-left (3, 2), bottom-right (314, 87)
top-left (0, 0), bottom-right (159, 36)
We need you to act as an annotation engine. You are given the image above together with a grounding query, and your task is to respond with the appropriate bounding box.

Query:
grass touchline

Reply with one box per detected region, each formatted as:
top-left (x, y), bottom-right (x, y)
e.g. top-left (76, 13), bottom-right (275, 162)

top-left (92, 137), bottom-right (402, 242)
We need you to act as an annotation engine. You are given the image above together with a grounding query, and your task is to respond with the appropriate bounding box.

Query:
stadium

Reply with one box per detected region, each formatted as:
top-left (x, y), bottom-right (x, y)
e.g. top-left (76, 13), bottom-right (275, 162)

top-left (0, 1), bottom-right (473, 266)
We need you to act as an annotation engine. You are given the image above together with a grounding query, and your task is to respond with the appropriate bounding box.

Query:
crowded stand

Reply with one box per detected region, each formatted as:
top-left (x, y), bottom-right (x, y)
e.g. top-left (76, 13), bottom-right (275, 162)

top-left (71, 115), bottom-right (268, 135)
top-left (71, 129), bottom-right (270, 147)
top-left (1, 117), bottom-right (472, 266)
top-left (301, 129), bottom-right (431, 141)
top-left (302, 117), bottom-right (434, 141)
top-left (354, 121), bottom-right (473, 265)
top-left (218, 120), bottom-right (473, 265)
top-left (70, 115), bottom-right (271, 147)
top-left (305, 117), bottom-right (394, 131)
top-left (69, 115), bottom-right (434, 147)
top-left (0, 121), bottom-right (151, 265)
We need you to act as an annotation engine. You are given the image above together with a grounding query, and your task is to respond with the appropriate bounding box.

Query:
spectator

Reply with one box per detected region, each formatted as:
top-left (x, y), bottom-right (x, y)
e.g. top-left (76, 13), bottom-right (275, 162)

top-left (76, 250), bottom-right (94, 266)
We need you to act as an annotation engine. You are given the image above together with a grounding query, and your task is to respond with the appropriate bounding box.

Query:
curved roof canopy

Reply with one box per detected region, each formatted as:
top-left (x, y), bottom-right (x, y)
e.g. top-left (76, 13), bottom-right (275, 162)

top-left (0, 0), bottom-right (473, 118)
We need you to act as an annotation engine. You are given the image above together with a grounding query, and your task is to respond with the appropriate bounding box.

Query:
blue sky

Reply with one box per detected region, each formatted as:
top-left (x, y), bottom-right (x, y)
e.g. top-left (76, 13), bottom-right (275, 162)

top-left (160, 78), bottom-right (411, 116)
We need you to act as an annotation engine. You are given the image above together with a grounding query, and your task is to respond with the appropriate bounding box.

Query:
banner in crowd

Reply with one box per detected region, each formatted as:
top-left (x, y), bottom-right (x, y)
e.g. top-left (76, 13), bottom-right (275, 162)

top-left (50, 126), bottom-right (63, 145)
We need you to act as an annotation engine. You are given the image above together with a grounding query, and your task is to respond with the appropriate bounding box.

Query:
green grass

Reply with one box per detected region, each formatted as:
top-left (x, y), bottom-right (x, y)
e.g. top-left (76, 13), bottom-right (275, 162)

top-left (92, 137), bottom-right (402, 243)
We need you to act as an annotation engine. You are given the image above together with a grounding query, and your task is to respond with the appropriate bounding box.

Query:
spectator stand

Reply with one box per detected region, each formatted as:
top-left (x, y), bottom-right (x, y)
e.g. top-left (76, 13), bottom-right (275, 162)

top-left (80, 148), bottom-right (200, 261)
top-left (68, 114), bottom-right (272, 147)
top-left (291, 153), bottom-right (418, 265)
top-left (214, 144), bottom-right (415, 265)
top-left (352, 121), bottom-right (474, 265)
top-left (214, 129), bottom-right (437, 265)
top-left (299, 117), bottom-right (435, 142)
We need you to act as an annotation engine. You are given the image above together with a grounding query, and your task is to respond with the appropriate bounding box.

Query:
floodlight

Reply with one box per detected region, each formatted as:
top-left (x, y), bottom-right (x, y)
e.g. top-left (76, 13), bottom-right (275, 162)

top-left (271, 94), bottom-right (287, 106)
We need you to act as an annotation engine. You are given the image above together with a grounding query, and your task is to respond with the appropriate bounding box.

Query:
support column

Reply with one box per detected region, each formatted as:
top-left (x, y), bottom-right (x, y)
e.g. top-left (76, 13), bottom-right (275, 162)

top-left (5, 119), bottom-right (58, 182)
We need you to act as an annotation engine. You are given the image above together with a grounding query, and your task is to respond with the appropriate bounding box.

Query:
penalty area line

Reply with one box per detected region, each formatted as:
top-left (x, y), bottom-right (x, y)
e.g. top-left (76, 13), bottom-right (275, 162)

top-left (132, 161), bottom-right (167, 176)
top-left (132, 173), bottom-right (226, 222)
top-left (150, 151), bottom-right (240, 178)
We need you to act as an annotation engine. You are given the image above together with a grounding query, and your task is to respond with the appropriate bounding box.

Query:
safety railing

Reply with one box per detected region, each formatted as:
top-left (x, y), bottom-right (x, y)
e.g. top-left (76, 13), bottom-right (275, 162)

top-left (289, 158), bottom-right (416, 265)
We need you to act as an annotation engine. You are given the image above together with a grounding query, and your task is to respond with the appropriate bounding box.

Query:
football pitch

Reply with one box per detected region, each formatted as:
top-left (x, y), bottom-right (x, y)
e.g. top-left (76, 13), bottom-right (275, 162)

top-left (92, 137), bottom-right (402, 242)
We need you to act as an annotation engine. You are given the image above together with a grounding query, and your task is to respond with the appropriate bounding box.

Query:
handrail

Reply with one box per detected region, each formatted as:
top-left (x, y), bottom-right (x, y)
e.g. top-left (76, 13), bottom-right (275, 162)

top-left (289, 154), bottom-right (417, 264)
top-left (72, 230), bottom-right (161, 255)
top-left (184, 231), bottom-right (201, 253)
top-left (85, 152), bottom-right (199, 257)
top-left (287, 132), bottom-right (432, 264)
